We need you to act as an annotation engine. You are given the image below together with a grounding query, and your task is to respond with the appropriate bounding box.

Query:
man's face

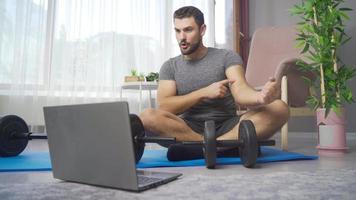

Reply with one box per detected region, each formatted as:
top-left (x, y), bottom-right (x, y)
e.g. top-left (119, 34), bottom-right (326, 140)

top-left (174, 17), bottom-right (205, 55)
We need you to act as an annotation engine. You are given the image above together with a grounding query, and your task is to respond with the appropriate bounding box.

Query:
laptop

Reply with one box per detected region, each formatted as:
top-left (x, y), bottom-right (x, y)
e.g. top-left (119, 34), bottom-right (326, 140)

top-left (43, 101), bottom-right (182, 192)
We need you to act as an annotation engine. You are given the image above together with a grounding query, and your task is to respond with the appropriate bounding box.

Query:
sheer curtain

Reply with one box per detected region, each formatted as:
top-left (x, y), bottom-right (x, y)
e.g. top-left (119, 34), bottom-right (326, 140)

top-left (0, 0), bottom-right (49, 126)
top-left (0, 0), bottom-right (215, 126)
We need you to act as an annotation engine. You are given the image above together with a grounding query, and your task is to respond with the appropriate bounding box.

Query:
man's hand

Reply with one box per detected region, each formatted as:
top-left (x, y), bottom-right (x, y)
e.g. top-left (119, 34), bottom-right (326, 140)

top-left (202, 79), bottom-right (235, 99)
top-left (256, 77), bottom-right (280, 105)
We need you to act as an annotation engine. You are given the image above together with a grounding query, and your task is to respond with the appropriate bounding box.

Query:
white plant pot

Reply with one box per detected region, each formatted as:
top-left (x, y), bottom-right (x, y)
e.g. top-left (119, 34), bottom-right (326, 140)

top-left (316, 108), bottom-right (348, 156)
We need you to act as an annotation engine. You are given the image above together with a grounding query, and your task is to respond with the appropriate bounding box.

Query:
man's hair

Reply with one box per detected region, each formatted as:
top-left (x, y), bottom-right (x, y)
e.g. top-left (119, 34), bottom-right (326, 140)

top-left (173, 6), bottom-right (204, 27)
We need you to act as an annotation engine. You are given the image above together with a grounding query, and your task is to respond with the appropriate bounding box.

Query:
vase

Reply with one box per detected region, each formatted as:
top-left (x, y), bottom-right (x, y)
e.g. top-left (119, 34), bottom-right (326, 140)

top-left (316, 108), bottom-right (348, 156)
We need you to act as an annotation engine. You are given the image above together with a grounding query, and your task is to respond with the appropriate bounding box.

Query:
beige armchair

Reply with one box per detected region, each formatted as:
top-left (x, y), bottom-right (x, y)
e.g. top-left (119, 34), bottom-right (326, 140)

top-left (244, 26), bottom-right (314, 150)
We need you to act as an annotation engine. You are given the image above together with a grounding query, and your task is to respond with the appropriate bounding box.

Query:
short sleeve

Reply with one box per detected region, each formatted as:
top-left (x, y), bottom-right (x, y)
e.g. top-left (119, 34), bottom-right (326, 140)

top-left (224, 50), bottom-right (243, 70)
top-left (159, 59), bottom-right (175, 80)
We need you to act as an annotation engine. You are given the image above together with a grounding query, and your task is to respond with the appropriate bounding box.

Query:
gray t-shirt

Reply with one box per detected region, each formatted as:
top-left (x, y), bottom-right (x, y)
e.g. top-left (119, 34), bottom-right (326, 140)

top-left (159, 47), bottom-right (243, 122)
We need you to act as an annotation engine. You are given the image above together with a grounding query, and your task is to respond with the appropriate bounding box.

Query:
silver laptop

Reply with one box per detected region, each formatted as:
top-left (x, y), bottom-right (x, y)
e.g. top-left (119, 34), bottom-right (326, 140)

top-left (43, 101), bottom-right (182, 192)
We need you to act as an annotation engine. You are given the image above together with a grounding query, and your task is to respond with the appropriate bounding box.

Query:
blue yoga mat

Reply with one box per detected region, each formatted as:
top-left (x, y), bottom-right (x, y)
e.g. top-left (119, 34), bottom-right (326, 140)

top-left (0, 147), bottom-right (317, 172)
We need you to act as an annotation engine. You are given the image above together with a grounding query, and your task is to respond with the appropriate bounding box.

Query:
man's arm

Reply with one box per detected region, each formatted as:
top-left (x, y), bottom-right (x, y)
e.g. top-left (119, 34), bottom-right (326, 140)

top-left (157, 80), bottom-right (204, 114)
top-left (157, 79), bottom-right (233, 114)
top-left (226, 65), bottom-right (280, 107)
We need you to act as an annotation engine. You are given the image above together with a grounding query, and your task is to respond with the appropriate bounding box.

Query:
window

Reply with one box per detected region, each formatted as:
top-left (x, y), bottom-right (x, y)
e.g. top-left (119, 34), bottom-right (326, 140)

top-left (0, 0), bottom-right (234, 97)
top-left (0, 0), bottom-right (48, 86)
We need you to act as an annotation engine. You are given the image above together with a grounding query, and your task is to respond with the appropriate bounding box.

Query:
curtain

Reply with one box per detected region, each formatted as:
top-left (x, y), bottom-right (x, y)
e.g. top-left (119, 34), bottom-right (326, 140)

top-left (0, 0), bottom-right (49, 126)
top-left (0, 0), bottom-right (216, 126)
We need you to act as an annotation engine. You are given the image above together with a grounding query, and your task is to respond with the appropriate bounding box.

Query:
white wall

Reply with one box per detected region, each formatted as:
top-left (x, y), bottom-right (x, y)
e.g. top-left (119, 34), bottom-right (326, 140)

top-left (250, 0), bottom-right (356, 132)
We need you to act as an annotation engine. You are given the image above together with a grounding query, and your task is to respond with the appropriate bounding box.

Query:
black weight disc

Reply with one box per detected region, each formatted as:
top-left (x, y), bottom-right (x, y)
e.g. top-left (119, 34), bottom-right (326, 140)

top-left (203, 121), bottom-right (216, 169)
top-left (129, 114), bottom-right (145, 163)
top-left (0, 115), bottom-right (29, 157)
top-left (238, 120), bottom-right (258, 168)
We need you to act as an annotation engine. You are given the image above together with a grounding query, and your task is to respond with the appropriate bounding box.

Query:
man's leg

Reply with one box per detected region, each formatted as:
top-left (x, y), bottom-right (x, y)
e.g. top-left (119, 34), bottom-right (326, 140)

top-left (139, 108), bottom-right (203, 141)
top-left (217, 100), bottom-right (290, 140)
top-left (140, 108), bottom-right (205, 160)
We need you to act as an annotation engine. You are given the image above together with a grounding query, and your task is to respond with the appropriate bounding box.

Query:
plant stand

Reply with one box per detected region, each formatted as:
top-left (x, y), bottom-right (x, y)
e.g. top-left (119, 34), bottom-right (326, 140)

top-left (316, 108), bottom-right (348, 156)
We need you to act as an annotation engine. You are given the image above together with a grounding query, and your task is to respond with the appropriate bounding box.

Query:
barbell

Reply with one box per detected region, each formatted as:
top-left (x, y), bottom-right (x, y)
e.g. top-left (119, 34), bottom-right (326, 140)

top-left (0, 114), bottom-right (176, 158)
top-left (0, 115), bottom-right (47, 157)
top-left (0, 115), bottom-right (30, 157)
top-left (0, 114), bottom-right (275, 169)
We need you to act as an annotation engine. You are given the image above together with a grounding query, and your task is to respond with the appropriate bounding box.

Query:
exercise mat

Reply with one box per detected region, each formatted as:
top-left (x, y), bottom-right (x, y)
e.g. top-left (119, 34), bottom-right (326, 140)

top-left (0, 152), bottom-right (51, 172)
top-left (0, 147), bottom-right (317, 172)
top-left (137, 147), bottom-right (318, 168)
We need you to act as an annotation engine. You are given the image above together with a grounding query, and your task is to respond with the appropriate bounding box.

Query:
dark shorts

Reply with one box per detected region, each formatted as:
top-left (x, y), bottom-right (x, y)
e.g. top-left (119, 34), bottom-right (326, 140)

top-left (182, 116), bottom-right (240, 137)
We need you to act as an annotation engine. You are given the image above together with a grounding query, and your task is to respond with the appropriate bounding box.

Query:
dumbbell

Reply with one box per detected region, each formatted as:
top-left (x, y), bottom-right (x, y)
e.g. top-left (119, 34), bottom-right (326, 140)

top-left (204, 119), bottom-right (261, 168)
top-left (207, 120), bottom-right (274, 168)
top-left (130, 114), bottom-right (275, 168)
top-left (0, 115), bottom-right (47, 157)
top-left (180, 120), bottom-right (275, 168)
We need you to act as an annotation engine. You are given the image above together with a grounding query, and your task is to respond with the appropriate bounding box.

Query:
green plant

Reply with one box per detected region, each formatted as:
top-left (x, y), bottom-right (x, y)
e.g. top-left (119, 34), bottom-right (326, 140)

top-left (130, 69), bottom-right (138, 76)
top-left (145, 72), bottom-right (159, 82)
top-left (290, 0), bottom-right (356, 116)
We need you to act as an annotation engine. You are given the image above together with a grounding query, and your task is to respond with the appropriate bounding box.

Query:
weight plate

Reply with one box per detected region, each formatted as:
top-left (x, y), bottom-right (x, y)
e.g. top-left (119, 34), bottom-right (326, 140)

top-left (238, 120), bottom-right (258, 168)
top-left (203, 120), bottom-right (216, 169)
top-left (0, 115), bottom-right (29, 157)
top-left (129, 114), bottom-right (145, 163)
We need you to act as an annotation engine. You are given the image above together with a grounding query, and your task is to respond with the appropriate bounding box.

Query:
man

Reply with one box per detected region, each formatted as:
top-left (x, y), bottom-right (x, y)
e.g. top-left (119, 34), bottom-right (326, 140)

top-left (140, 6), bottom-right (289, 148)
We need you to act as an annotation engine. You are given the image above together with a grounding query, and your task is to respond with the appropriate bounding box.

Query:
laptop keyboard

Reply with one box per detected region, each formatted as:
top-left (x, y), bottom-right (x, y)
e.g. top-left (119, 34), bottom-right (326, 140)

top-left (137, 175), bottom-right (163, 185)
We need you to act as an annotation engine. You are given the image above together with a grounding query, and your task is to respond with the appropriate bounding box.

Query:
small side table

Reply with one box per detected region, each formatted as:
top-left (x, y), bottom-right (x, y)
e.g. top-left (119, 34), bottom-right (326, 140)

top-left (120, 81), bottom-right (158, 112)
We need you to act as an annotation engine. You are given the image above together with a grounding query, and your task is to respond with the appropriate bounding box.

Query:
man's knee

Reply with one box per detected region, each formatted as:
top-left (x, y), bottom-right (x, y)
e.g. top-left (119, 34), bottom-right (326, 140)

top-left (271, 99), bottom-right (290, 123)
top-left (139, 108), bottom-right (159, 127)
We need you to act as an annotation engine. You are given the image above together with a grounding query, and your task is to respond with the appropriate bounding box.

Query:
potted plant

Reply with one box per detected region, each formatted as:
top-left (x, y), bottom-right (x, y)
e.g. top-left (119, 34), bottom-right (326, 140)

top-left (290, 0), bottom-right (356, 155)
top-left (145, 72), bottom-right (159, 82)
top-left (124, 69), bottom-right (145, 82)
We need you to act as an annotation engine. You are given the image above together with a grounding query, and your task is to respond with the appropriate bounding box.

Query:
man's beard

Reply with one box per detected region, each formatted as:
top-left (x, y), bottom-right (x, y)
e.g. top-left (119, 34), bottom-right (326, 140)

top-left (179, 39), bottom-right (201, 55)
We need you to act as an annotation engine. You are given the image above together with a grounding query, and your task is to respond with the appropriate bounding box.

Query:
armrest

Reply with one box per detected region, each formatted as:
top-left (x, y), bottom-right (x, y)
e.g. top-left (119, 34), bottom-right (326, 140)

top-left (274, 58), bottom-right (315, 107)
